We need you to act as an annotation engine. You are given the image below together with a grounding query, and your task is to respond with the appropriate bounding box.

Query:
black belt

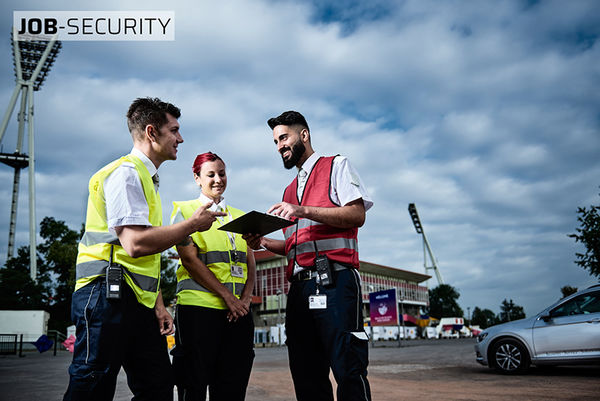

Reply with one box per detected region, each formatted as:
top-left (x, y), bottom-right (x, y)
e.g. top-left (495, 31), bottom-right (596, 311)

top-left (291, 269), bottom-right (317, 281)
top-left (290, 262), bottom-right (351, 282)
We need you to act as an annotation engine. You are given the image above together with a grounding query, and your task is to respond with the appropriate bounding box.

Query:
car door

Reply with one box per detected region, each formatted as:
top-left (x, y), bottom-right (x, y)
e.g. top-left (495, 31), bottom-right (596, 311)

top-left (532, 290), bottom-right (600, 361)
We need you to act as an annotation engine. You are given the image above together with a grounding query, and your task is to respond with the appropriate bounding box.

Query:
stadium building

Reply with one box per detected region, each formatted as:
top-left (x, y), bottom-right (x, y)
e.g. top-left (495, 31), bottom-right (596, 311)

top-left (251, 250), bottom-right (430, 328)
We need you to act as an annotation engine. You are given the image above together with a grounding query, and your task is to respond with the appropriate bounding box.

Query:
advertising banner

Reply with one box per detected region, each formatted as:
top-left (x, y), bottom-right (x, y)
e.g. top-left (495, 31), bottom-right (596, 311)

top-left (369, 288), bottom-right (398, 326)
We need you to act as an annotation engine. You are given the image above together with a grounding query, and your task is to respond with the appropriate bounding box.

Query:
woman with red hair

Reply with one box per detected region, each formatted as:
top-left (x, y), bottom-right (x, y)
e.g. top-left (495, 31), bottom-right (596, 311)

top-left (170, 152), bottom-right (255, 401)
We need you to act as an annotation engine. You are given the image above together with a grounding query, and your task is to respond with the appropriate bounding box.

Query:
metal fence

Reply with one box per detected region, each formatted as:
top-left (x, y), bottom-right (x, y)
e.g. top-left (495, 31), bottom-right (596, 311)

top-left (0, 334), bottom-right (22, 356)
top-left (0, 332), bottom-right (67, 357)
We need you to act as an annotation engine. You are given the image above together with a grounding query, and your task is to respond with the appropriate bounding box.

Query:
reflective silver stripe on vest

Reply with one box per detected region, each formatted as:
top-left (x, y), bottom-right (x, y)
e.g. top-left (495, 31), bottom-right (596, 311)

top-left (76, 260), bottom-right (109, 280)
top-left (75, 260), bottom-right (158, 292)
top-left (198, 250), bottom-right (247, 264)
top-left (286, 237), bottom-right (358, 262)
top-left (176, 279), bottom-right (245, 296)
top-left (125, 270), bottom-right (159, 293)
top-left (80, 231), bottom-right (121, 247)
top-left (283, 219), bottom-right (323, 240)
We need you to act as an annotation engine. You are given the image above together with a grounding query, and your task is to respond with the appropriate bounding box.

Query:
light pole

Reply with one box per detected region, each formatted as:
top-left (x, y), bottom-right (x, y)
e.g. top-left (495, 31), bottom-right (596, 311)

top-left (368, 285), bottom-right (374, 348)
top-left (0, 33), bottom-right (61, 280)
top-left (408, 203), bottom-right (444, 286)
top-left (398, 289), bottom-right (405, 348)
top-left (467, 306), bottom-right (471, 326)
top-left (276, 288), bottom-right (282, 346)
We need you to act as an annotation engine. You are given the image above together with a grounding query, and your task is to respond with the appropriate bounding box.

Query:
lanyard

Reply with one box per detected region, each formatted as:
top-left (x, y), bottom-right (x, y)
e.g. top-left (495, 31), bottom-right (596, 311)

top-left (214, 206), bottom-right (238, 260)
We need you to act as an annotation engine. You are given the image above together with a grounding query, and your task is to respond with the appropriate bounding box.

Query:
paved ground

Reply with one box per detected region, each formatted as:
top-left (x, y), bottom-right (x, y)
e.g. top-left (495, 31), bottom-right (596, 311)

top-left (1, 338), bottom-right (599, 400)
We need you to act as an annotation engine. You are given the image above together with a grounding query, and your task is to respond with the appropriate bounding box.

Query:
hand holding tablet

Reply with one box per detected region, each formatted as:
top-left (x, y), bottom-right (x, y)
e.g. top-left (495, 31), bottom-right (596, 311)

top-left (217, 210), bottom-right (295, 236)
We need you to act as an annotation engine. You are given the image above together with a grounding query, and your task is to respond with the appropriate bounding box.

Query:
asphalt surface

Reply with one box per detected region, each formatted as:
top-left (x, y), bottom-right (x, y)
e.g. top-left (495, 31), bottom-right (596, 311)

top-left (1, 338), bottom-right (598, 400)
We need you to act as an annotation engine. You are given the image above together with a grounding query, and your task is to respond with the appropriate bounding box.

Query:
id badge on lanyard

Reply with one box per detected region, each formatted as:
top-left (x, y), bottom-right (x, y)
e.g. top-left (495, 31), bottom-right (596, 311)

top-left (217, 208), bottom-right (245, 279)
top-left (308, 274), bottom-right (327, 309)
top-left (309, 294), bottom-right (327, 309)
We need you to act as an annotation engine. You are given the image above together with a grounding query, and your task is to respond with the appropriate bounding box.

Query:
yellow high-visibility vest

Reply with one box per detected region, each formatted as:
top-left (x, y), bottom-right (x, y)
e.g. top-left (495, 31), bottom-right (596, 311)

top-left (172, 199), bottom-right (247, 309)
top-left (75, 154), bottom-right (162, 308)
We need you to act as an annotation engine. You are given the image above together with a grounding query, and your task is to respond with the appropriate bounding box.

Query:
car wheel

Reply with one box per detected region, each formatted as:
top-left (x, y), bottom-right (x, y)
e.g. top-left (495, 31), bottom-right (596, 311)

top-left (490, 339), bottom-right (530, 374)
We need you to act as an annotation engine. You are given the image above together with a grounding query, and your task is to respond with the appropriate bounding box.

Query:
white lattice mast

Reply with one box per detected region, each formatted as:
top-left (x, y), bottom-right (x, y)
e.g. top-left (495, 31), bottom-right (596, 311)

top-left (408, 203), bottom-right (444, 286)
top-left (0, 32), bottom-right (61, 280)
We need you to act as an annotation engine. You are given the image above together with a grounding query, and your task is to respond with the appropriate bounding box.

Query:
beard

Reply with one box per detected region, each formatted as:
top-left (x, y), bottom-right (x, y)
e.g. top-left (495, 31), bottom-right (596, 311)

top-left (281, 139), bottom-right (306, 169)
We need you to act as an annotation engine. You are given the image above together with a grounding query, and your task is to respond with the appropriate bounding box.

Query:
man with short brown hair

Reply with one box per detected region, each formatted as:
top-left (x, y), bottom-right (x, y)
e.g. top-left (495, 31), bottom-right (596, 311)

top-left (64, 97), bottom-right (225, 401)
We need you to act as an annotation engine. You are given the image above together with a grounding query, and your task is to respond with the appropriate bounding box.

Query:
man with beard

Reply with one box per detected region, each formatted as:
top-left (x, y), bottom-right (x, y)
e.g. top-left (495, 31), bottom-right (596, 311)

top-left (244, 111), bottom-right (373, 401)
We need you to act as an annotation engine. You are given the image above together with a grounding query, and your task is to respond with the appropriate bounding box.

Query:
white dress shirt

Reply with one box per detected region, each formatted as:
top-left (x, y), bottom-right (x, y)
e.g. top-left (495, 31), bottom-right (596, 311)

top-left (296, 152), bottom-right (373, 211)
top-left (171, 193), bottom-right (228, 225)
top-left (104, 147), bottom-right (158, 233)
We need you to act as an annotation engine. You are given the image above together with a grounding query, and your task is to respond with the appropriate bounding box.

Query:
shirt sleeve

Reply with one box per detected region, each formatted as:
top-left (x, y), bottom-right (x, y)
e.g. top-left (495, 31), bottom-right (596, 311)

top-left (330, 156), bottom-right (373, 211)
top-left (104, 163), bottom-right (152, 232)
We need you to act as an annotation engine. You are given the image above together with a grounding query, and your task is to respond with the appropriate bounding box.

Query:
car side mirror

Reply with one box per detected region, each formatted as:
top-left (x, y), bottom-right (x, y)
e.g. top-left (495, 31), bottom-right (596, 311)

top-left (539, 313), bottom-right (551, 322)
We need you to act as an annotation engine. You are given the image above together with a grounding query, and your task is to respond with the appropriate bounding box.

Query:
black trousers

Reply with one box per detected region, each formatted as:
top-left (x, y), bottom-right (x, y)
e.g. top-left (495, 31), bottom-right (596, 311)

top-left (172, 305), bottom-right (255, 401)
top-left (63, 280), bottom-right (173, 401)
top-left (286, 268), bottom-right (371, 401)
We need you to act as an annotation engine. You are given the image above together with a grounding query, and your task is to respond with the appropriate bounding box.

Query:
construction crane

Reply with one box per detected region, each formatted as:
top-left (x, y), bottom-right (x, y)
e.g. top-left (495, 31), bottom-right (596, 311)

top-left (408, 203), bottom-right (444, 286)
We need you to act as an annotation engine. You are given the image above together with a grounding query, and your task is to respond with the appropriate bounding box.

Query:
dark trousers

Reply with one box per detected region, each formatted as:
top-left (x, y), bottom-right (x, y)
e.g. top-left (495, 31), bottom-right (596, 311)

top-left (63, 279), bottom-right (173, 401)
top-left (286, 268), bottom-right (371, 401)
top-left (172, 305), bottom-right (255, 401)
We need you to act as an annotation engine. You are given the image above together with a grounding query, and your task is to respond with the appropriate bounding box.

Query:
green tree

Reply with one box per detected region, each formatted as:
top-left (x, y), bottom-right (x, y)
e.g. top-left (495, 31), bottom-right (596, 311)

top-left (160, 253), bottom-right (178, 307)
top-left (569, 192), bottom-right (600, 277)
top-left (498, 299), bottom-right (526, 323)
top-left (471, 307), bottom-right (498, 329)
top-left (560, 285), bottom-right (578, 299)
top-left (37, 217), bottom-right (80, 331)
top-left (0, 247), bottom-right (50, 309)
top-left (427, 284), bottom-right (464, 319)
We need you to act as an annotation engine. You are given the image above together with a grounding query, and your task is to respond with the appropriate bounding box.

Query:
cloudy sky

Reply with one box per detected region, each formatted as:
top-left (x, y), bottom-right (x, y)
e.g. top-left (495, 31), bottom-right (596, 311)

top-left (1, 0), bottom-right (598, 316)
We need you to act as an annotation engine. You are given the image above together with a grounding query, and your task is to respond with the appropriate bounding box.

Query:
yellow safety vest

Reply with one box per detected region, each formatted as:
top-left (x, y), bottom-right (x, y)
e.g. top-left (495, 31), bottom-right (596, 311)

top-left (75, 154), bottom-right (162, 308)
top-left (172, 199), bottom-right (248, 309)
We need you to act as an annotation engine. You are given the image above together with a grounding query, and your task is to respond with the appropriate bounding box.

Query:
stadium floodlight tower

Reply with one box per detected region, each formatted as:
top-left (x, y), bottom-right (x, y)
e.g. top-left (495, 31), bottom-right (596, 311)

top-left (408, 203), bottom-right (444, 286)
top-left (0, 32), bottom-right (61, 280)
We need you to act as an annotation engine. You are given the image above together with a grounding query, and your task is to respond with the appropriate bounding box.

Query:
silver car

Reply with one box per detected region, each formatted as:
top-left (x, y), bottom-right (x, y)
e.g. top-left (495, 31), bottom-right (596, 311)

top-left (475, 284), bottom-right (600, 373)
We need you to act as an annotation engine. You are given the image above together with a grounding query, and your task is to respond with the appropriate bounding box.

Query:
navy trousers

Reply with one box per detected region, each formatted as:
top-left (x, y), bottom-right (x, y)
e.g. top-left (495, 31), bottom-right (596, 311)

top-left (286, 268), bottom-right (372, 401)
top-left (172, 305), bottom-right (255, 401)
top-left (63, 279), bottom-right (173, 401)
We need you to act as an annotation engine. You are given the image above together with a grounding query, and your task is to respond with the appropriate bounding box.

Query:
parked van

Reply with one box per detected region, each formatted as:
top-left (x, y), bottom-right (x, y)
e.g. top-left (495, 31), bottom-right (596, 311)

top-left (434, 317), bottom-right (464, 339)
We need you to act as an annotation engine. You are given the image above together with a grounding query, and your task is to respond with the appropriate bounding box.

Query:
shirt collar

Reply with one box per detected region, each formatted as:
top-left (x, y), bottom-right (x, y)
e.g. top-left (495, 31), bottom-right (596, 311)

top-left (130, 147), bottom-right (158, 177)
top-left (199, 192), bottom-right (227, 212)
top-left (297, 152), bottom-right (320, 176)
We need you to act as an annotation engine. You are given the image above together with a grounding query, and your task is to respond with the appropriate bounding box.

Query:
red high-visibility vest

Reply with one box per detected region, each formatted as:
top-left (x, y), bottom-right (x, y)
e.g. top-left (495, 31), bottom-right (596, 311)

top-left (282, 156), bottom-right (359, 280)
